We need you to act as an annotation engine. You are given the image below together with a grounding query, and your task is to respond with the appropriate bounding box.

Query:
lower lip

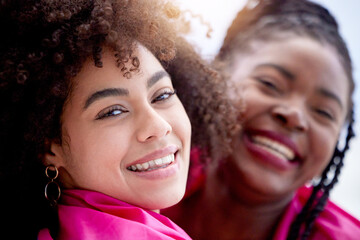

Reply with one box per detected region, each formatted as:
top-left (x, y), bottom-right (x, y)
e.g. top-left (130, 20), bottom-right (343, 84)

top-left (129, 153), bottom-right (180, 180)
top-left (243, 133), bottom-right (299, 171)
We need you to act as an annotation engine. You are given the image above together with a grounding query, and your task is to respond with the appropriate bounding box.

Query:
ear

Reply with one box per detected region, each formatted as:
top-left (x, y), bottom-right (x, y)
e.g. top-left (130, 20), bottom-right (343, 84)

top-left (43, 141), bottom-right (67, 169)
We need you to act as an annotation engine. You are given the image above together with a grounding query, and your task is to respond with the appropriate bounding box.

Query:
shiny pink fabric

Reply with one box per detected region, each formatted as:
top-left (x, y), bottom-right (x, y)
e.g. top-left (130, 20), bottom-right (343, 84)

top-left (38, 189), bottom-right (192, 240)
top-left (273, 186), bottom-right (360, 240)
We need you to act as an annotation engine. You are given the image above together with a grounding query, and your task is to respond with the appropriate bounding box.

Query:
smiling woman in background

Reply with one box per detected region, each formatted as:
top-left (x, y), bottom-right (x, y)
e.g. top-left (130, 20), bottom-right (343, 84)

top-left (0, 0), bottom-right (235, 239)
top-left (163, 0), bottom-right (360, 239)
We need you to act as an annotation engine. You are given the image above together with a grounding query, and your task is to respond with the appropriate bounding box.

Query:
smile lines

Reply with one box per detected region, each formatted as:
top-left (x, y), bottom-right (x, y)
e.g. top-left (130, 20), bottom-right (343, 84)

top-left (127, 154), bottom-right (175, 172)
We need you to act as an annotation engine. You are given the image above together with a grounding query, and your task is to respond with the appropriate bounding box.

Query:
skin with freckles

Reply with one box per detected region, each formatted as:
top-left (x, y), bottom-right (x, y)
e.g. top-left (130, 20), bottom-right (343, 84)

top-left (46, 45), bottom-right (191, 211)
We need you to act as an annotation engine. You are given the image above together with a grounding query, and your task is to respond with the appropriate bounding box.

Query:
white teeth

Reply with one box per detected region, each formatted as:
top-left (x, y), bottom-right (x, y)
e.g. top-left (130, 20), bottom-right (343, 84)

top-left (142, 162), bottom-right (149, 170)
top-left (162, 155), bottom-right (172, 164)
top-left (252, 136), bottom-right (295, 161)
top-left (127, 154), bottom-right (175, 172)
top-left (154, 158), bottom-right (162, 166)
top-left (149, 160), bottom-right (155, 168)
top-left (136, 164), bottom-right (143, 170)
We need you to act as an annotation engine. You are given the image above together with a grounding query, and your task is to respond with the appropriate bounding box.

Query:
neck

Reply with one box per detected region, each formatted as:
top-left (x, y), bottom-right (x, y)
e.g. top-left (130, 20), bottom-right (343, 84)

top-left (192, 163), bottom-right (293, 240)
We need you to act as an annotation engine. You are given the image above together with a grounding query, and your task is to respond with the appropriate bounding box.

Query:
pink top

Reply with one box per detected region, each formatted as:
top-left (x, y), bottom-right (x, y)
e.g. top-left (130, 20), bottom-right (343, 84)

top-left (38, 189), bottom-right (192, 240)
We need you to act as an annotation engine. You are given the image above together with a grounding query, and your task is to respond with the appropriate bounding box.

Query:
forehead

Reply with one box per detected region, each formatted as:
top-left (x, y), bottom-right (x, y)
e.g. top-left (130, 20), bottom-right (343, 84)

top-left (70, 45), bottom-right (162, 91)
top-left (231, 37), bottom-right (350, 107)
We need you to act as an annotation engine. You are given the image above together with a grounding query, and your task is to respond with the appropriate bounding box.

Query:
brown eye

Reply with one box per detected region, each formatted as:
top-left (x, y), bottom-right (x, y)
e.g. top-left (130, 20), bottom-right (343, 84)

top-left (96, 105), bottom-right (128, 120)
top-left (151, 89), bottom-right (176, 104)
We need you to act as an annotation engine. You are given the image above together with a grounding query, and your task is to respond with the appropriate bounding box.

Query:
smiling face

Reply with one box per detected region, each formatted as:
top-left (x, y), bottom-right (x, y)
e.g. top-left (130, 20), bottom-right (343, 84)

top-left (223, 37), bottom-right (349, 201)
top-left (46, 45), bottom-right (191, 210)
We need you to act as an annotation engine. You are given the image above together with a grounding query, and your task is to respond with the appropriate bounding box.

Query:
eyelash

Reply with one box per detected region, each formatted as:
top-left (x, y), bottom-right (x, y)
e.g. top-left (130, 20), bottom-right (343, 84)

top-left (151, 89), bottom-right (176, 104)
top-left (255, 77), bottom-right (279, 92)
top-left (95, 89), bottom-right (176, 120)
top-left (314, 108), bottom-right (334, 121)
top-left (96, 105), bottom-right (128, 120)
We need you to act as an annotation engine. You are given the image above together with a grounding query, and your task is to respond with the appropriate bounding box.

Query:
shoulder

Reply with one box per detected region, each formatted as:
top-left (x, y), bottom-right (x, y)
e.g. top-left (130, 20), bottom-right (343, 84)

top-left (314, 198), bottom-right (360, 239)
top-left (298, 186), bottom-right (360, 240)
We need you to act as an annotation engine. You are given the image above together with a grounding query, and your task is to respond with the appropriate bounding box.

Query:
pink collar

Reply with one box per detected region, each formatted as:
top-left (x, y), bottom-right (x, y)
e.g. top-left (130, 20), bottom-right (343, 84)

top-left (38, 189), bottom-right (192, 240)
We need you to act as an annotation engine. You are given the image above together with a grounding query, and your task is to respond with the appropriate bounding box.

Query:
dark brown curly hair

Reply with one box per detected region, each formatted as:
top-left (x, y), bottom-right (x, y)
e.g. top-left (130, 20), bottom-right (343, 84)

top-left (0, 0), bottom-right (237, 238)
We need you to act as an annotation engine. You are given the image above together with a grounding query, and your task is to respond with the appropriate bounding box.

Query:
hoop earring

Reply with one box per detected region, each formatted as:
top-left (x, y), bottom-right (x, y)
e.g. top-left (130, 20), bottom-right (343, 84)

top-left (45, 165), bottom-right (61, 206)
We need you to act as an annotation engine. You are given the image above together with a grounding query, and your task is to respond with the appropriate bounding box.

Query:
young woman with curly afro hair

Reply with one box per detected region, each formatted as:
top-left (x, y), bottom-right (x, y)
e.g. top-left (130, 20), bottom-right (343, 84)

top-left (0, 0), bottom-right (237, 239)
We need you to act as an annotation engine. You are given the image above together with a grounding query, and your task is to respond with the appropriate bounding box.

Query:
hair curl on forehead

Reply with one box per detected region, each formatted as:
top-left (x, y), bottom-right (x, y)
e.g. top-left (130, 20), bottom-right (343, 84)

top-left (216, 0), bottom-right (354, 118)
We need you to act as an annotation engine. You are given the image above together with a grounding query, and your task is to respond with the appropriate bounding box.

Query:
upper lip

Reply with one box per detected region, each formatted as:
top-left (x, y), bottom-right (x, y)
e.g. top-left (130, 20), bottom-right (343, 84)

top-left (127, 145), bottom-right (179, 167)
top-left (245, 129), bottom-right (303, 160)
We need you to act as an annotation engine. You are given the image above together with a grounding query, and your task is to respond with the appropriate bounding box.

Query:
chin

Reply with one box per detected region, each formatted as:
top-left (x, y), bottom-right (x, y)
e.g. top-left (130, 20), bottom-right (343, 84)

top-left (143, 188), bottom-right (186, 211)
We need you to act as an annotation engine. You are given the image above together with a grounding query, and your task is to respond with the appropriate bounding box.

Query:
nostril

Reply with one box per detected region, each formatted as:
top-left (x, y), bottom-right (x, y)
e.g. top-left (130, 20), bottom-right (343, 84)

top-left (274, 113), bottom-right (287, 124)
top-left (295, 125), bottom-right (305, 132)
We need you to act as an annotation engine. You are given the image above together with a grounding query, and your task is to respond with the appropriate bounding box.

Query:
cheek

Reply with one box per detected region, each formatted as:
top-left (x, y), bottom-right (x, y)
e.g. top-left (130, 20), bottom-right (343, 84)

top-left (308, 126), bottom-right (339, 175)
top-left (169, 106), bottom-right (191, 144)
top-left (62, 128), bottom-right (131, 189)
top-left (239, 87), bottom-right (267, 120)
top-left (65, 123), bottom-right (131, 169)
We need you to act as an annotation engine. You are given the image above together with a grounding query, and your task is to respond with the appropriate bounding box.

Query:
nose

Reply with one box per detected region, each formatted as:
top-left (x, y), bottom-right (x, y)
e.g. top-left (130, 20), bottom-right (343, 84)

top-left (136, 107), bottom-right (172, 142)
top-left (272, 103), bottom-right (308, 132)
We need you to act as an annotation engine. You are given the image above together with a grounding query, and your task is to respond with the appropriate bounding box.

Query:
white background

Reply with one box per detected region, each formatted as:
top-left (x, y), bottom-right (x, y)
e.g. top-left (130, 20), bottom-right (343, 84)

top-left (176, 0), bottom-right (360, 219)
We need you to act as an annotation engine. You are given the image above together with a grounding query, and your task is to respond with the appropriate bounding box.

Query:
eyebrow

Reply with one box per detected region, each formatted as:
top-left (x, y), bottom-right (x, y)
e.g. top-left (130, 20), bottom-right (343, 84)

top-left (84, 88), bottom-right (129, 109)
top-left (147, 71), bottom-right (170, 89)
top-left (318, 88), bottom-right (344, 110)
top-left (255, 63), bottom-right (295, 80)
top-left (83, 70), bottom-right (170, 110)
